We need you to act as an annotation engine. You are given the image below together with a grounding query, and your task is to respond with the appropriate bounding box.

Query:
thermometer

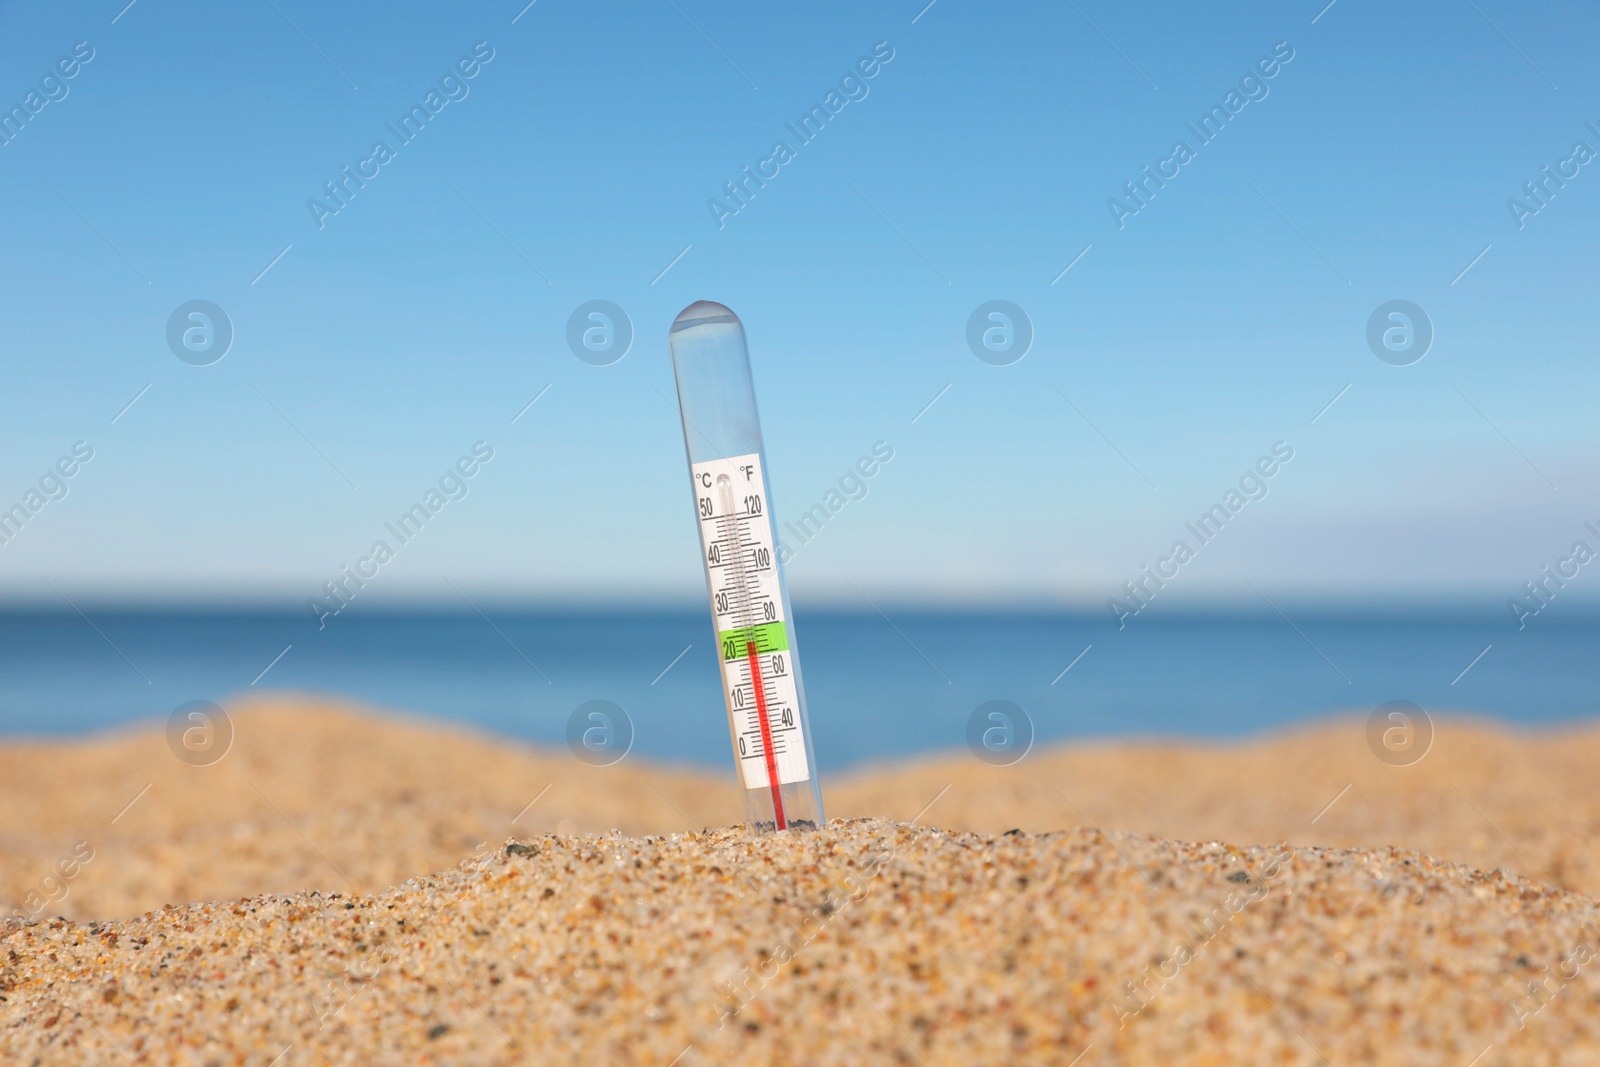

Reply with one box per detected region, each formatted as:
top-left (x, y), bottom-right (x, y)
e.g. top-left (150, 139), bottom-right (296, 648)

top-left (668, 301), bottom-right (824, 833)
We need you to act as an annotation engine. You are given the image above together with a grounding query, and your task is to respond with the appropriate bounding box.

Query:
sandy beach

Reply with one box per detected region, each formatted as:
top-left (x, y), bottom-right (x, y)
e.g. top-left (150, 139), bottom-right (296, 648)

top-left (5, 699), bottom-right (1600, 1063)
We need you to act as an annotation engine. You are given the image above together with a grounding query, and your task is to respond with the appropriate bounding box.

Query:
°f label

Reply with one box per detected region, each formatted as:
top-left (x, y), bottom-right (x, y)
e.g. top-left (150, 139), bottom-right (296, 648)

top-left (691, 453), bottom-right (810, 788)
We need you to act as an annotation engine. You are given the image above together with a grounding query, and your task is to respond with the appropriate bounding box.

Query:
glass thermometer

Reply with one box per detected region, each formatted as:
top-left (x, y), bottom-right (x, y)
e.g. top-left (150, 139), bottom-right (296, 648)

top-left (668, 300), bottom-right (824, 832)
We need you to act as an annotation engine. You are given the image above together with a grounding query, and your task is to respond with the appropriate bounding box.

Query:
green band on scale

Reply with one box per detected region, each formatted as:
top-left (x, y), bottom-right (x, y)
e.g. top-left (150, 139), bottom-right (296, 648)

top-left (719, 622), bottom-right (789, 660)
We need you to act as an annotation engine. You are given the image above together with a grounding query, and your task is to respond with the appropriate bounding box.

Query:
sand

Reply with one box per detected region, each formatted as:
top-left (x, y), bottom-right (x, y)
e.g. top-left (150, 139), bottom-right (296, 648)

top-left (9, 821), bottom-right (1600, 1065)
top-left (5, 698), bottom-right (1600, 1063)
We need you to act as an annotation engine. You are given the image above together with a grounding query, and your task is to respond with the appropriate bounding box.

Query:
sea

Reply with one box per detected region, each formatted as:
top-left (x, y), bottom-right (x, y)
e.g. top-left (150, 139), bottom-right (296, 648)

top-left (1, 606), bottom-right (1595, 773)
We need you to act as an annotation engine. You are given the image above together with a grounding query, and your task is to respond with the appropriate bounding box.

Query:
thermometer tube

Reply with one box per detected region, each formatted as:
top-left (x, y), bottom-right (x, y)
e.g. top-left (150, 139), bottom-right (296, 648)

top-left (669, 300), bottom-right (824, 833)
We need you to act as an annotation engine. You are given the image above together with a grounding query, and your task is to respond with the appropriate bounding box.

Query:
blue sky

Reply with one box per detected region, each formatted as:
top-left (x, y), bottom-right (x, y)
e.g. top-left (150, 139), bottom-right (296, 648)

top-left (1, 0), bottom-right (1597, 610)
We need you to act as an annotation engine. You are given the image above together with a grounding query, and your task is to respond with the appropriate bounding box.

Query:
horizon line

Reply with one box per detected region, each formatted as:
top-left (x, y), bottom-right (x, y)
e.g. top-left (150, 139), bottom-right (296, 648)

top-left (0, 596), bottom-right (1584, 621)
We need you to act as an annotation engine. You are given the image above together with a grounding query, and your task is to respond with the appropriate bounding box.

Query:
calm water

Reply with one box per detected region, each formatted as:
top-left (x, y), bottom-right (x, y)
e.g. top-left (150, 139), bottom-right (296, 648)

top-left (1, 606), bottom-right (1596, 773)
